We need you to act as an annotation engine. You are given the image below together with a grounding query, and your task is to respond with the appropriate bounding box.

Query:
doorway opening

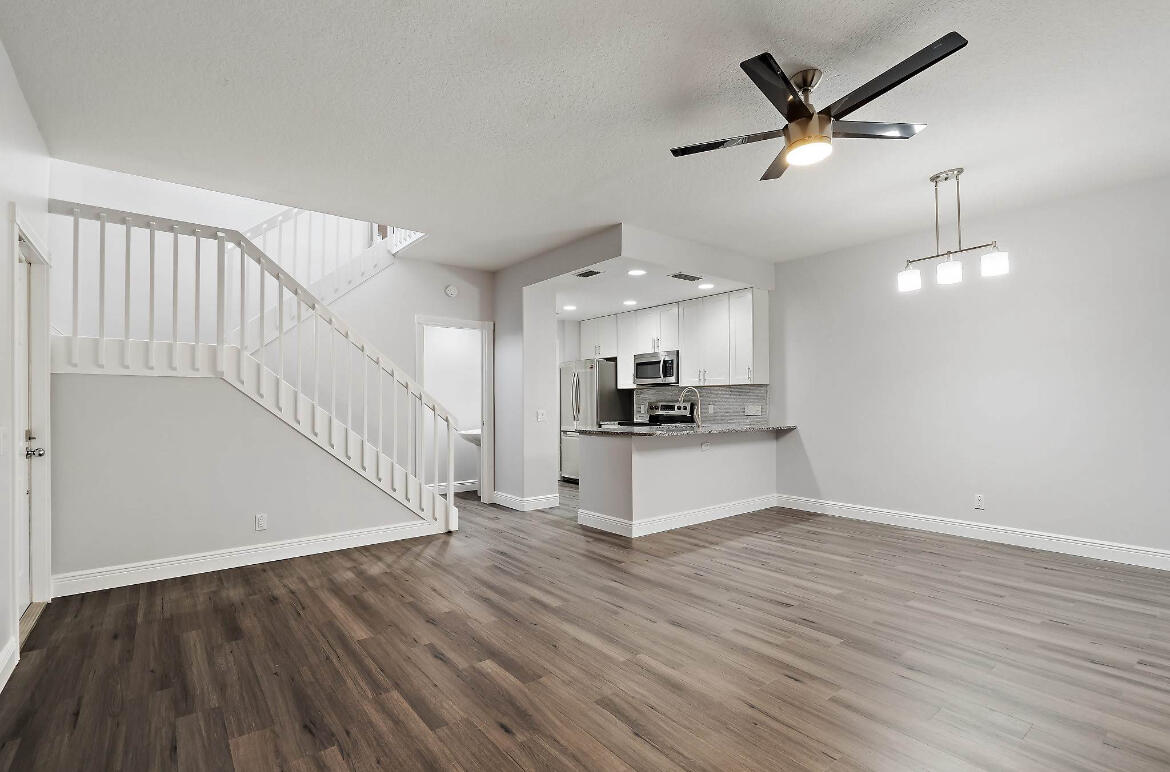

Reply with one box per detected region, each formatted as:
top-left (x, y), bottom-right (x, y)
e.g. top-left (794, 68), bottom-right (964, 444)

top-left (415, 316), bottom-right (494, 504)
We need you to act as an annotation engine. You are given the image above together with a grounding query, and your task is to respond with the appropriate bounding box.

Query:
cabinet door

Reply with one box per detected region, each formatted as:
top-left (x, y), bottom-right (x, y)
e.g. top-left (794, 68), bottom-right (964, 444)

top-left (634, 309), bottom-right (658, 354)
top-left (579, 319), bottom-right (596, 358)
top-left (728, 289), bottom-right (754, 383)
top-left (595, 315), bottom-right (618, 358)
top-left (702, 294), bottom-right (731, 385)
top-left (615, 311), bottom-right (637, 388)
top-left (678, 298), bottom-right (705, 386)
top-left (658, 303), bottom-right (679, 351)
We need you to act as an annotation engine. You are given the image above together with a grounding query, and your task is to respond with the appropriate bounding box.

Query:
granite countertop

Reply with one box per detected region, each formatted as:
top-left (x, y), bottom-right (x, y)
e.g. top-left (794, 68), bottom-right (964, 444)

top-left (576, 424), bottom-right (796, 437)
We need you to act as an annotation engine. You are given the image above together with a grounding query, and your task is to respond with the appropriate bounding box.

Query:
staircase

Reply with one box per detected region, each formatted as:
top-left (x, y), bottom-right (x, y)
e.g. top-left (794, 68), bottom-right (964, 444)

top-left (48, 199), bottom-right (457, 531)
top-left (235, 206), bottom-right (424, 348)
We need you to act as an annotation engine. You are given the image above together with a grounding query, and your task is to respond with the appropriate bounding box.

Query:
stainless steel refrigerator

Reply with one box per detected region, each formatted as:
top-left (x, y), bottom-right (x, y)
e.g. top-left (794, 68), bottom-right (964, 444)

top-left (560, 358), bottom-right (627, 481)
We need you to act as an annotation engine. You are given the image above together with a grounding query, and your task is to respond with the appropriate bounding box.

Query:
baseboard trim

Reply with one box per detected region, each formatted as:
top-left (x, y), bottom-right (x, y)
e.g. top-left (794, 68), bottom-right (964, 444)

top-left (579, 493), bottom-right (777, 538)
top-left (0, 637), bottom-right (17, 696)
top-left (493, 491), bottom-right (560, 512)
top-left (51, 518), bottom-right (443, 597)
top-left (425, 479), bottom-right (478, 494)
top-left (774, 493), bottom-right (1170, 571)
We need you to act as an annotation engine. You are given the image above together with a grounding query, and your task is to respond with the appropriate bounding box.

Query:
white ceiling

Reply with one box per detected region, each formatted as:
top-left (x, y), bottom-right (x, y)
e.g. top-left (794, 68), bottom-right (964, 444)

top-left (545, 256), bottom-right (749, 321)
top-left (2, 1), bottom-right (1168, 270)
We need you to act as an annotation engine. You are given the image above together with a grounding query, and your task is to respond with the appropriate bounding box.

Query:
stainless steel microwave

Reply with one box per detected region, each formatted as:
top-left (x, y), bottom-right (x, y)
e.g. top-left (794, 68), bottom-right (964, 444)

top-left (633, 350), bottom-right (679, 385)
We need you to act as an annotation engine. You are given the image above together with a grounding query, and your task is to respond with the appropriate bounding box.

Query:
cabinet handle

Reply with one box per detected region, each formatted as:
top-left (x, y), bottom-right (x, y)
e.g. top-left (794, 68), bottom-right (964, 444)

top-left (747, 366), bottom-right (752, 383)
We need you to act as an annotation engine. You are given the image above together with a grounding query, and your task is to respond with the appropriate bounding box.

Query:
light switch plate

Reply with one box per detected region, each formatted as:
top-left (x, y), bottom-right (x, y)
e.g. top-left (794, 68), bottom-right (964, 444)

top-left (536, 409), bottom-right (546, 422)
top-left (744, 404), bottom-right (763, 417)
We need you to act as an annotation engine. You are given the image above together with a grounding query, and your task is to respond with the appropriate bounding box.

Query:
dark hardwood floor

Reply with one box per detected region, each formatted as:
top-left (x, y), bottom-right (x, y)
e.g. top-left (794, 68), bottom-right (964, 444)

top-left (3, 484), bottom-right (1170, 770)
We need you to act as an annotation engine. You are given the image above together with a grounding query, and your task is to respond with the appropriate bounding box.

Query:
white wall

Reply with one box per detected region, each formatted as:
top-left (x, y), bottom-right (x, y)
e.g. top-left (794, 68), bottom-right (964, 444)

top-left (0, 37), bottom-right (49, 684)
top-left (422, 325), bottom-right (481, 484)
top-left (773, 175), bottom-right (1170, 554)
top-left (50, 374), bottom-right (422, 576)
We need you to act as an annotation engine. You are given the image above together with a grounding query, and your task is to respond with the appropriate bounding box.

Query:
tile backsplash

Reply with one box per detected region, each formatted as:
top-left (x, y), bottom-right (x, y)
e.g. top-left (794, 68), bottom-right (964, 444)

top-left (633, 384), bottom-right (770, 426)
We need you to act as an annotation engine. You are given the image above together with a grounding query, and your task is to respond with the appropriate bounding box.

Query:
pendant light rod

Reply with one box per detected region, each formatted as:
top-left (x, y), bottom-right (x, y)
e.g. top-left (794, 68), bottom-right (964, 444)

top-left (905, 240), bottom-right (997, 266)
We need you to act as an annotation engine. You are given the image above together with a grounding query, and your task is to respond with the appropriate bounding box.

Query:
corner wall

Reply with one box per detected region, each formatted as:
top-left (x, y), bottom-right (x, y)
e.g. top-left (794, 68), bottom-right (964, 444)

top-left (772, 175), bottom-right (1170, 564)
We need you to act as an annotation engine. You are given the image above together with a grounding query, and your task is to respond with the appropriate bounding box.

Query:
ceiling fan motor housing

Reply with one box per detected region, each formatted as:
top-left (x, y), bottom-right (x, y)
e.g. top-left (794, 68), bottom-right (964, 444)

top-left (783, 114), bottom-right (833, 153)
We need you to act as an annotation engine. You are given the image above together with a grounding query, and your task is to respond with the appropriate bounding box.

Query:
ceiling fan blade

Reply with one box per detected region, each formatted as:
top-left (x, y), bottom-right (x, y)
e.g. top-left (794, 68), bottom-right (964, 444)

top-left (760, 151), bottom-right (788, 181)
top-left (832, 120), bottom-right (925, 139)
top-left (740, 53), bottom-right (813, 124)
top-left (820, 31), bottom-right (968, 119)
top-left (671, 128), bottom-right (785, 157)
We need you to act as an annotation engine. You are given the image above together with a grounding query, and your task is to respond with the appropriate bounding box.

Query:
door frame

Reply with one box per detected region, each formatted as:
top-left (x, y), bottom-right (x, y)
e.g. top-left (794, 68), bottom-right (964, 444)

top-left (414, 315), bottom-right (495, 504)
top-left (8, 204), bottom-right (52, 632)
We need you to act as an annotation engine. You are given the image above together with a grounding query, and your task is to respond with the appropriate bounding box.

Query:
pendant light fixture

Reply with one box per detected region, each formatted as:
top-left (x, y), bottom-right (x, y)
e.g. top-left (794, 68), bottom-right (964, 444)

top-left (898, 168), bottom-right (1008, 292)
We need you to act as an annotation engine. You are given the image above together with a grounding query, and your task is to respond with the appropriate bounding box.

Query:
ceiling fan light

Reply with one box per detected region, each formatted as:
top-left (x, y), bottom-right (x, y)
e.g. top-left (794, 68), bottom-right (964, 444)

top-left (981, 249), bottom-right (1010, 277)
top-left (784, 135), bottom-right (833, 166)
top-left (897, 268), bottom-right (922, 293)
top-left (936, 260), bottom-right (963, 285)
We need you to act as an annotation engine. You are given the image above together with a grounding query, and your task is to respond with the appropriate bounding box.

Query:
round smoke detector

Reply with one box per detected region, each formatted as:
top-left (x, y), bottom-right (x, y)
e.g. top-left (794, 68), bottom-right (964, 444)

top-left (445, 285), bottom-right (459, 298)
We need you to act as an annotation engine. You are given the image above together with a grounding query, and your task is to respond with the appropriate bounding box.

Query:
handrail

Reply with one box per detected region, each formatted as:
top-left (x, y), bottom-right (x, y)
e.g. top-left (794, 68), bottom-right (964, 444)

top-left (49, 198), bottom-right (441, 412)
top-left (49, 198), bottom-right (457, 524)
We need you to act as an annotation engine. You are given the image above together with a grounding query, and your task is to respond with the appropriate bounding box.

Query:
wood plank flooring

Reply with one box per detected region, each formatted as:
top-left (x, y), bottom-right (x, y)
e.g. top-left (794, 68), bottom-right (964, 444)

top-left (3, 484), bottom-right (1170, 770)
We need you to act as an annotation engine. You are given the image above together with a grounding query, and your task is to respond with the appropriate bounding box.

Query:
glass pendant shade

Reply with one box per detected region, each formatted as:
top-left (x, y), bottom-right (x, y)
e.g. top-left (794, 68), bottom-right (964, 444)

top-left (936, 260), bottom-right (963, 285)
top-left (981, 249), bottom-right (1010, 277)
top-left (897, 268), bottom-right (922, 292)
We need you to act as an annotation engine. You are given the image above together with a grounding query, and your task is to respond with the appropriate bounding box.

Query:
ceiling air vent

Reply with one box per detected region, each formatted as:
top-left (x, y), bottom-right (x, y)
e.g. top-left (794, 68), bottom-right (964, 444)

top-left (669, 272), bottom-right (704, 282)
top-left (575, 269), bottom-right (602, 278)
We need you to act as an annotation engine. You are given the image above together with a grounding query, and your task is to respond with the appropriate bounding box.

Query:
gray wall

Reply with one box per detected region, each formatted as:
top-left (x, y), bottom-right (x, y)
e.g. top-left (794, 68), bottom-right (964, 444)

top-left (772, 175), bottom-right (1170, 550)
top-left (51, 374), bottom-right (421, 574)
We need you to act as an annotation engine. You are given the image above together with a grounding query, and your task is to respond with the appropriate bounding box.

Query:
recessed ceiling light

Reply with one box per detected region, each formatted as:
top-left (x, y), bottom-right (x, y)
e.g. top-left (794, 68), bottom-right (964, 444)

top-left (562, 305), bottom-right (577, 311)
top-left (622, 300), bottom-right (637, 306)
top-left (697, 283), bottom-right (714, 290)
top-left (627, 269), bottom-right (647, 276)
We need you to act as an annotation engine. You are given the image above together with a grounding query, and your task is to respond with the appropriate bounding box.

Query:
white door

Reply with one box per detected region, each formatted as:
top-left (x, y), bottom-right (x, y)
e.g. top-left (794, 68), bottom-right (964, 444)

top-left (15, 258), bottom-right (31, 617)
top-left (658, 303), bottom-right (679, 351)
top-left (679, 298), bottom-right (704, 386)
top-left (702, 293), bottom-right (731, 385)
top-left (728, 289), bottom-right (754, 383)
top-left (616, 311), bottom-right (636, 388)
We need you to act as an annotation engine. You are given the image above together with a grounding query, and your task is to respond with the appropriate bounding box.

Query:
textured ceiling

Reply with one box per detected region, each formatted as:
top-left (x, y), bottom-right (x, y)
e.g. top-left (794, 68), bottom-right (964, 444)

top-left (2, 1), bottom-right (1167, 270)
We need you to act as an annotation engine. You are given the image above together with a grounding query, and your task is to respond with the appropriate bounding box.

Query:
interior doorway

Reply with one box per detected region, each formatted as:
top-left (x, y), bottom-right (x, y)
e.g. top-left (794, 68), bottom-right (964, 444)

top-left (10, 206), bottom-right (52, 645)
top-left (415, 316), bottom-right (495, 504)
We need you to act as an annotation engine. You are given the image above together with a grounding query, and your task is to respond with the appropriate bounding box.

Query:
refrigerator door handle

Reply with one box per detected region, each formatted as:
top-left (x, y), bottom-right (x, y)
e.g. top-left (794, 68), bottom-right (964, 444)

top-left (572, 373), bottom-right (580, 422)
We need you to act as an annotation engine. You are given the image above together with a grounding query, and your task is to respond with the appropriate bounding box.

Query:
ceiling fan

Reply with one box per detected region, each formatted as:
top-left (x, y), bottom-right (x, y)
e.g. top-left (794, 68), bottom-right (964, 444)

top-left (670, 32), bottom-right (968, 180)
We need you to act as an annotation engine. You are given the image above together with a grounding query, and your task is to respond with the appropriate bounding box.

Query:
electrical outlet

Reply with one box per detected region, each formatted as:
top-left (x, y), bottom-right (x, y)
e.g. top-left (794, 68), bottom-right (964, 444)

top-left (701, 442), bottom-right (712, 452)
top-left (973, 494), bottom-right (985, 510)
top-left (744, 404), bottom-right (762, 417)
top-left (705, 404), bottom-right (713, 415)
top-left (255, 513), bottom-right (268, 531)
top-left (536, 409), bottom-right (546, 422)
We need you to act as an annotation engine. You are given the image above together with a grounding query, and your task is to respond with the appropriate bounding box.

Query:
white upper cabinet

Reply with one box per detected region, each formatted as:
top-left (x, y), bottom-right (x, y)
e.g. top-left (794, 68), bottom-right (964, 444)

top-left (658, 303), bottom-right (679, 351)
top-left (583, 290), bottom-right (767, 385)
top-left (581, 315), bottom-right (618, 358)
top-left (631, 303), bottom-right (679, 355)
top-left (700, 293), bottom-right (730, 386)
top-left (634, 309), bottom-right (658, 355)
top-left (728, 288), bottom-right (769, 384)
top-left (616, 311), bottom-right (637, 388)
top-left (579, 318), bottom-right (596, 359)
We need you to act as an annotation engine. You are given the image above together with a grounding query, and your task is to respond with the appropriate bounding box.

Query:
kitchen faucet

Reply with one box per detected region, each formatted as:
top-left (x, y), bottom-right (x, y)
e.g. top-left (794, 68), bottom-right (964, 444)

top-left (678, 386), bottom-right (702, 429)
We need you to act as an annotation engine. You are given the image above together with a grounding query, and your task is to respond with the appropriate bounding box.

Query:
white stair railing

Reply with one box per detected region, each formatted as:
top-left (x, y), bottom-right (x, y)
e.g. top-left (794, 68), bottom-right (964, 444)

top-left (49, 199), bottom-right (455, 529)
